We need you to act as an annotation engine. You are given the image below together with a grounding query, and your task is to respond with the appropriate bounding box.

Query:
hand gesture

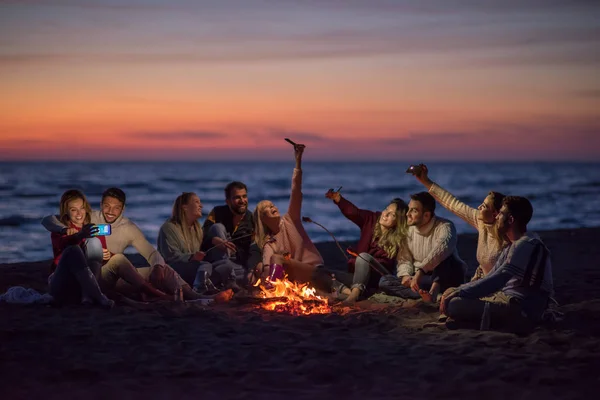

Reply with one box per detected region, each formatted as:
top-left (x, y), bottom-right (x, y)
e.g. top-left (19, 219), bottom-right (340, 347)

top-left (102, 248), bottom-right (112, 261)
top-left (192, 251), bottom-right (206, 262)
top-left (401, 275), bottom-right (412, 287)
top-left (325, 188), bottom-right (341, 203)
top-left (212, 237), bottom-right (237, 253)
top-left (78, 223), bottom-right (99, 239)
top-left (66, 227), bottom-right (79, 236)
top-left (409, 270), bottom-right (423, 292)
top-left (294, 143), bottom-right (305, 160)
top-left (439, 287), bottom-right (460, 314)
top-left (412, 164), bottom-right (434, 189)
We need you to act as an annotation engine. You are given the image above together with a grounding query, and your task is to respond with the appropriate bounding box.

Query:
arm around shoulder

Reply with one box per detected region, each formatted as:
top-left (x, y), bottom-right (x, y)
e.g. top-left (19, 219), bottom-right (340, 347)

top-left (41, 214), bottom-right (66, 233)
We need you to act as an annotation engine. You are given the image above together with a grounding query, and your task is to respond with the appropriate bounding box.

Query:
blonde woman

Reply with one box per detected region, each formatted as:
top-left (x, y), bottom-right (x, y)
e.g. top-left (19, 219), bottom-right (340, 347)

top-left (410, 164), bottom-right (507, 281)
top-left (325, 192), bottom-right (409, 302)
top-left (158, 192), bottom-right (239, 294)
top-left (252, 143), bottom-right (324, 284)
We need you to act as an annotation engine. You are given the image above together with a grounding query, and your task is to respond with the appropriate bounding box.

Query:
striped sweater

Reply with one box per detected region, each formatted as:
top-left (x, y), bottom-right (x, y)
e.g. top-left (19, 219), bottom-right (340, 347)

top-left (429, 183), bottom-right (506, 279)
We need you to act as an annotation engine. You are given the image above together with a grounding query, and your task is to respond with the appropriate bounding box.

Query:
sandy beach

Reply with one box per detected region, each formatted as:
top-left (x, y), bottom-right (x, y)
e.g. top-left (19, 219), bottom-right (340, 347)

top-left (1, 228), bottom-right (599, 399)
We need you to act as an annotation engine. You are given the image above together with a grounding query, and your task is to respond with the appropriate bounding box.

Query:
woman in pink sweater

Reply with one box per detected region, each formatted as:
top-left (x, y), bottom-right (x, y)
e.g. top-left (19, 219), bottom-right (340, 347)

top-left (252, 143), bottom-right (324, 284)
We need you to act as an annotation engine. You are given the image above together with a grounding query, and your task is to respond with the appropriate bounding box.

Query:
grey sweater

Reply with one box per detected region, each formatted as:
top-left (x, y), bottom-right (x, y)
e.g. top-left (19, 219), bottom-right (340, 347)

top-left (157, 220), bottom-right (202, 265)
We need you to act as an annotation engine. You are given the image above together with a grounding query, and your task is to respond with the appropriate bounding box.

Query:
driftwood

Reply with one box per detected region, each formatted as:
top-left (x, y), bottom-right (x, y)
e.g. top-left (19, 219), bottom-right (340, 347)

top-left (234, 295), bottom-right (329, 307)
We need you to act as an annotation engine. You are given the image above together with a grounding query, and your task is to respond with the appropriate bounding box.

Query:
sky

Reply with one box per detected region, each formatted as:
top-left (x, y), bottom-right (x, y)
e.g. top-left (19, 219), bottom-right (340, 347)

top-left (0, 0), bottom-right (599, 161)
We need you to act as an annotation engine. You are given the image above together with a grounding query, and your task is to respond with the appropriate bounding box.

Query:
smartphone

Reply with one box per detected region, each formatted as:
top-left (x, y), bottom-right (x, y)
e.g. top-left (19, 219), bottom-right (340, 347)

top-left (284, 138), bottom-right (297, 146)
top-left (406, 165), bottom-right (423, 175)
top-left (92, 223), bottom-right (111, 236)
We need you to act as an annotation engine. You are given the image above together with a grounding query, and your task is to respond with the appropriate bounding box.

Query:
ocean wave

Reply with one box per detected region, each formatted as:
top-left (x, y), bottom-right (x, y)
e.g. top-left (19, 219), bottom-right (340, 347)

top-left (15, 193), bottom-right (56, 199)
top-left (0, 214), bottom-right (40, 227)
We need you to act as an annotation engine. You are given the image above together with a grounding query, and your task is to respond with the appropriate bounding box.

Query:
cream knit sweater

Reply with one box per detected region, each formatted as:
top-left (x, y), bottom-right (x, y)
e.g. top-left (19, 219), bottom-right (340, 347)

top-left (429, 183), bottom-right (505, 277)
top-left (396, 216), bottom-right (467, 277)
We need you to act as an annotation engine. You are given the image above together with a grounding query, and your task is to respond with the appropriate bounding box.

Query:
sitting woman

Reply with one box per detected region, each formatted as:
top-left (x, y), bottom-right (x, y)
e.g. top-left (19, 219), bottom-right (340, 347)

top-left (157, 192), bottom-right (239, 294)
top-left (411, 164), bottom-right (507, 281)
top-left (325, 191), bottom-right (409, 302)
top-left (251, 143), bottom-right (324, 284)
top-left (52, 190), bottom-right (172, 304)
top-left (49, 189), bottom-right (114, 307)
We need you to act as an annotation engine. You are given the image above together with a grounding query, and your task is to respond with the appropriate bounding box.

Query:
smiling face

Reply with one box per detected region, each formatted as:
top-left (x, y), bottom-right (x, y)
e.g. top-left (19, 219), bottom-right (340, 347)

top-left (101, 196), bottom-right (124, 224)
top-left (495, 204), bottom-right (513, 237)
top-left (407, 199), bottom-right (431, 227)
top-left (67, 198), bottom-right (87, 227)
top-left (477, 194), bottom-right (498, 224)
top-left (227, 188), bottom-right (249, 215)
top-left (183, 193), bottom-right (203, 220)
top-left (379, 203), bottom-right (399, 230)
top-left (258, 200), bottom-right (280, 221)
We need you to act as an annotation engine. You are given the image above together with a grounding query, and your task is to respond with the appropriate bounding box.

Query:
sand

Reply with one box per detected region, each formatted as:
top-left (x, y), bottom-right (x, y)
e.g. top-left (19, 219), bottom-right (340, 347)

top-left (1, 228), bottom-right (599, 399)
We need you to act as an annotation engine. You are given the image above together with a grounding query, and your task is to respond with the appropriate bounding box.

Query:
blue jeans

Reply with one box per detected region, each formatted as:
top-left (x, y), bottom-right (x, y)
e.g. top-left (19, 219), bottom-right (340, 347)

top-left (378, 275), bottom-right (422, 299)
top-left (49, 238), bottom-right (106, 304)
top-left (204, 223), bottom-right (245, 280)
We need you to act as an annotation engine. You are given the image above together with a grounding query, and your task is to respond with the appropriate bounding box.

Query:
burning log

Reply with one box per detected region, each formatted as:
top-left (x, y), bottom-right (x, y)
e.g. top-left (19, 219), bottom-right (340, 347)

top-left (251, 276), bottom-right (333, 315)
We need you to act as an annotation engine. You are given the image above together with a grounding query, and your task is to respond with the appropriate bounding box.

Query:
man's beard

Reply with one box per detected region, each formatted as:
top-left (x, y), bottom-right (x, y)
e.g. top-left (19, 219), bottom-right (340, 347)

top-left (231, 204), bottom-right (247, 215)
top-left (103, 213), bottom-right (119, 223)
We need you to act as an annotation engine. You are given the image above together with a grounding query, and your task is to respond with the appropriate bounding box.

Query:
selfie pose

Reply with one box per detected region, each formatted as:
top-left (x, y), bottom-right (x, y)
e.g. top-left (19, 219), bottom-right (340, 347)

top-left (48, 189), bottom-right (113, 307)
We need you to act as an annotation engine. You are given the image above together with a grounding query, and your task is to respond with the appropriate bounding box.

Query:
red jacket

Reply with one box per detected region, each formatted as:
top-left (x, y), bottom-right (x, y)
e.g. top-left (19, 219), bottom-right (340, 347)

top-left (337, 197), bottom-right (395, 275)
top-left (50, 222), bottom-right (107, 273)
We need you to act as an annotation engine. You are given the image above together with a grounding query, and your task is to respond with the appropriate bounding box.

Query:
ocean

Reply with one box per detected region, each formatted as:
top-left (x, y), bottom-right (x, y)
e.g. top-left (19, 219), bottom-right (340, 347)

top-left (1, 161), bottom-right (599, 263)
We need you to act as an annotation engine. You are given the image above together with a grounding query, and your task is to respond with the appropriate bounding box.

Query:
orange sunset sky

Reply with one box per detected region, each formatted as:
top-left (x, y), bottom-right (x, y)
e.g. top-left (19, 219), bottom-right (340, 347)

top-left (1, 0), bottom-right (599, 161)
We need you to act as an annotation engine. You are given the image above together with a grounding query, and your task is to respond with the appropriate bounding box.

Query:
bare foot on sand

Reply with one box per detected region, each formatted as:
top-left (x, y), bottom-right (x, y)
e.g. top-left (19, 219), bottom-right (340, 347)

top-left (419, 289), bottom-right (434, 303)
top-left (342, 288), bottom-right (361, 305)
top-left (213, 289), bottom-right (234, 304)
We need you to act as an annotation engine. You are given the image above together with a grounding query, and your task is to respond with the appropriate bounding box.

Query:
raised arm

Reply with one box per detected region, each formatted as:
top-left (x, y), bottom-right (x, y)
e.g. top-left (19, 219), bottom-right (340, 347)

top-left (326, 190), bottom-right (373, 228)
top-left (287, 143), bottom-right (305, 221)
top-left (411, 164), bottom-right (478, 228)
top-left (415, 220), bottom-right (457, 273)
top-left (41, 214), bottom-right (67, 234)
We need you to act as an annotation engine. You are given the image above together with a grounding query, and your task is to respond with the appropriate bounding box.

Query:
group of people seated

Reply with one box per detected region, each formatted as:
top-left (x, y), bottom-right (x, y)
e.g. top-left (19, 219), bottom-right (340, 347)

top-left (42, 142), bottom-right (554, 334)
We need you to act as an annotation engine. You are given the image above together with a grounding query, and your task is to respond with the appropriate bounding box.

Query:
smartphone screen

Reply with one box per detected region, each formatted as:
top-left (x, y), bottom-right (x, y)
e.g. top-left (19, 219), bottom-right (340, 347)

top-left (93, 224), bottom-right (112, 236)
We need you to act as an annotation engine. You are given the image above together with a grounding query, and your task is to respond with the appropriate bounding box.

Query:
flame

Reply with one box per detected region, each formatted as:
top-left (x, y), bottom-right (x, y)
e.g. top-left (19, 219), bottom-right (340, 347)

top-left (256, 275), bottom-right (332, 316)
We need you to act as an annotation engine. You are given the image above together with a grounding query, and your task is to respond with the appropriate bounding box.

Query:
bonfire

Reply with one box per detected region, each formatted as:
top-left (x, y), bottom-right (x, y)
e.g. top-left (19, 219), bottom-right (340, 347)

top-left (253, 275), bottom-right (332, 316)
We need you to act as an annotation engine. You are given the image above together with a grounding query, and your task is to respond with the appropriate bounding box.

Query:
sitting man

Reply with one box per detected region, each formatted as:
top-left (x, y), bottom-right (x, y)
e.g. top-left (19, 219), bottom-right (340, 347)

top-left (440, 196), bottom-right (553, 333)
top-left (379, 192), bottom-right (466, 302)
top-left (41, 187), bottom-right (198, 300)
top-left (202, 181), bottom-right (253, 282)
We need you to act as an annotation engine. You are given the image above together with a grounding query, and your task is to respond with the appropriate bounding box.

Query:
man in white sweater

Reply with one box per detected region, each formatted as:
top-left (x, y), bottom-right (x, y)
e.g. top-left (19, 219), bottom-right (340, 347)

top-left (379, 192), bottom-right (466, 302)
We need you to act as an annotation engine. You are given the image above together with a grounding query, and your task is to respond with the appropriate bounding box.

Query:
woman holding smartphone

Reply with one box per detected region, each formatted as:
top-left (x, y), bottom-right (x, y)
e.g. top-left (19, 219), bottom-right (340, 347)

top-left (48, 189), bottom-right (114, 307)
top-left (51, 189), bottom-right (172, 304)
top-left (252, 142), bottom-right (324, 284)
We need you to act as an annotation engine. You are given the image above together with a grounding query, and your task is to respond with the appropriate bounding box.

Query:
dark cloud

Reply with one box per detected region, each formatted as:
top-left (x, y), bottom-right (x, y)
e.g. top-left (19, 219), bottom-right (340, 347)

top-left (126, 131), bottom-right (226, 140)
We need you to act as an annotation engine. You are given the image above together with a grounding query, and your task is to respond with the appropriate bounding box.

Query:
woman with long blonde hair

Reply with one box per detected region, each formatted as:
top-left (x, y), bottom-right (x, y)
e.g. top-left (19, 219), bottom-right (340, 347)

top-left (158, 192), bottom-right (238, 294)
top-left (251, 143), bottom-right (324, 284)
top-left (325, 191), bottom-right (409, 302)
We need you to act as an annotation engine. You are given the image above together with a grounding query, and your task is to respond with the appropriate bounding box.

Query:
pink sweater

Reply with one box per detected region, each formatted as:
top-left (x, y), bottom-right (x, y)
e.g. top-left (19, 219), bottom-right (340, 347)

top-left (261, 168), bottom-right (324, 267)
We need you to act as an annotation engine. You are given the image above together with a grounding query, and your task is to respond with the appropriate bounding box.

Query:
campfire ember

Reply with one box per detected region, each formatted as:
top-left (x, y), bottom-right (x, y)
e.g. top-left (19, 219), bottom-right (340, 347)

top-left (253, 276), bottom-right (332, 316)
